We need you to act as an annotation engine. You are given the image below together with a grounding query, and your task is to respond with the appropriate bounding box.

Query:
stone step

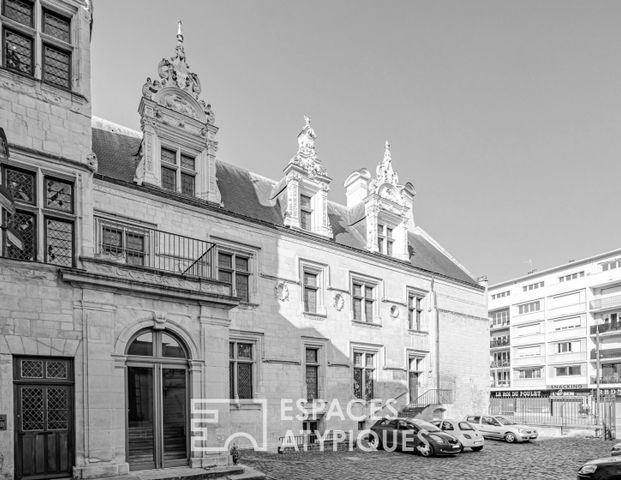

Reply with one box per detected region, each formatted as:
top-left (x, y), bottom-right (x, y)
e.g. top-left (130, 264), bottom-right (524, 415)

top-left (93, 466), bottom-right (248, 480)
top-left (227, 466), bottom-right (266, 480)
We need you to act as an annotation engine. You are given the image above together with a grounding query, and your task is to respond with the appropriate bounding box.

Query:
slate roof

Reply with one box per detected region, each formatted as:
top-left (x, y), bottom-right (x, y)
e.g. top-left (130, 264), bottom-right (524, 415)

top-left (92, 125), bottom-right (479, 288)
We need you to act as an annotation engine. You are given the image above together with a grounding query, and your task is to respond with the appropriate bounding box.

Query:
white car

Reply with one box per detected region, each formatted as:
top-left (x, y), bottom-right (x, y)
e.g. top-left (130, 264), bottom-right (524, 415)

top-left (465, 415), bottom-right (538, 443)
top-left (431, 419), bottom-right (484, 451)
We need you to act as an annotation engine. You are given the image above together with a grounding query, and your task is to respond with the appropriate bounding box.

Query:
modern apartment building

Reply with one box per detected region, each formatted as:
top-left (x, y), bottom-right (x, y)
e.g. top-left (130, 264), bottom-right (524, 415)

top-left (488, 249), bottom-right (621, 397)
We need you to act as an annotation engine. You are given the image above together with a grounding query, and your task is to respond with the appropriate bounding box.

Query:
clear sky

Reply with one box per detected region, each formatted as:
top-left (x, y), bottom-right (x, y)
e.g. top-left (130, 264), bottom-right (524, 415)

top-left (91, 0), bottom-right (621, 284)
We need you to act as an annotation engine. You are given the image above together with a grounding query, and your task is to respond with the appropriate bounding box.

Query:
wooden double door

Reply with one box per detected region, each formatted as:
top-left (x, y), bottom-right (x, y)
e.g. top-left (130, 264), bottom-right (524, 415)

top-left (126, 364), bottom-right (188, 470)
top-left (14, 357), bottom-right (74, 480)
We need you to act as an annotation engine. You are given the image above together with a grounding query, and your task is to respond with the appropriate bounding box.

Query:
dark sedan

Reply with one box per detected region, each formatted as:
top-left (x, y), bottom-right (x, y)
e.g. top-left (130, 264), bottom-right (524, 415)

top-left (578, 456), bottom-right (621, 479)
top-left (369, 417), bottom-right (462, 456)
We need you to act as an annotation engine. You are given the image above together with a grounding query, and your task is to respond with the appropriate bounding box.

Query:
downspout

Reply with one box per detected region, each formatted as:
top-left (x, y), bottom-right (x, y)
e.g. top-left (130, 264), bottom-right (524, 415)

top-left (431, 276), bottom-right (440, 397)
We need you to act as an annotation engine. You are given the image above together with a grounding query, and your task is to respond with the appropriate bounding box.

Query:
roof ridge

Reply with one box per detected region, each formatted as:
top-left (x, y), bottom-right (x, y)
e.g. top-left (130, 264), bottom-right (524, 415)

top-left (92, 116), bottom-right (142, 139)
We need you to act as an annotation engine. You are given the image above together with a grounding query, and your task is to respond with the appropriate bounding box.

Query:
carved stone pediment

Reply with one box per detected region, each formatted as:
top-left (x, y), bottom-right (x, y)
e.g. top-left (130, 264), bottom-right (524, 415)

top-left (141, 21), bottom-right (214, 123)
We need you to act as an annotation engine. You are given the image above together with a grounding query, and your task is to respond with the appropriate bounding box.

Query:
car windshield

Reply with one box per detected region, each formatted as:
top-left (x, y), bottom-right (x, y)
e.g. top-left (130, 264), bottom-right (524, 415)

top-left (458, 421), bottom-right (474, 431)
top-left (496, 416), bottom-right (516, 425)
top-left (411, 419), bottom-right (441, 432)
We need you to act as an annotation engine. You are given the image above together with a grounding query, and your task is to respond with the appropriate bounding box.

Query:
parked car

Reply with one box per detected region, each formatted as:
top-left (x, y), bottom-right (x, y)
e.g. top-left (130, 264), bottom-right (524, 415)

top-left (431, 419), bottom-right (484, 451)
top-left (578, 456), bottom-right (621, 479)
top-left (464, 415), bottom-right (538, 443)
top-left (611, 443), bottom-right (621, 456)
top-left (369, 417), bottom-right (462, 456)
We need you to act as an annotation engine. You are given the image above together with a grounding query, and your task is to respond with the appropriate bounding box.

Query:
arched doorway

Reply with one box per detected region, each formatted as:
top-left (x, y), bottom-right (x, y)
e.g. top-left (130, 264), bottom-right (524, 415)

top-left (126, 329), bottom-right (189, 470)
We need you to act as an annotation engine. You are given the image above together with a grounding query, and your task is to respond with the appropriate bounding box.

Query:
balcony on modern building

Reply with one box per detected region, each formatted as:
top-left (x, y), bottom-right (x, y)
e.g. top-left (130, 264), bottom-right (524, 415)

top-left (590, 376), bottom-right (621, 385)
top-left (511, 355), bottom-right (544, 368)
top-left (590, 348), bottom-right (621, 361)
top-left (490, 338), bottom-right (510, 349)
top-left (511, 378), bottom-right (546, 389)
top-left (590, 322), bottom-right (621, 336)
top-left (591, 294), bottom-right (621, 313)
top-left (491, 381), bottom-right (511, 388)
top-left (490, 361), bottom-right (511, 368)
top-left (490, 321), bottom-right (510, 331)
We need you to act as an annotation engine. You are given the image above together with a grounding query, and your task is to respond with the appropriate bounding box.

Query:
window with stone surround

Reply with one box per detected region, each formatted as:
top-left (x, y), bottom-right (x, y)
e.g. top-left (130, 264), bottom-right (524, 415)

top-left (160, 146), bottom-right (196, 196)
top-left (353, 351), bottom-right (375, 401)
top-left (352, 279), bottom-right (377, 323)
top-left (229, 340), bottom-right (254, 399)
top-left (408, 292), bottom-right (425, 331)
top-left (305, 347), bottom-right (319, 401)
top-left (1, 0), bottom-right (74, 90)
top-left (377, 223), bottom-right (394, 256)
top-left (299, 194), bottom-right (312, 231)
top-left (1, 164), bottom-right (75, 266)
top-left (218, 251), bottom-right (250, 302)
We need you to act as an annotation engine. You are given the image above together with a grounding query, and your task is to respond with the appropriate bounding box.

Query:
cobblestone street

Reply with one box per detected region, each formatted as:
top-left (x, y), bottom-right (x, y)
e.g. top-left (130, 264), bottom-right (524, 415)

top-left (241, 438), bottom-right (617, 480)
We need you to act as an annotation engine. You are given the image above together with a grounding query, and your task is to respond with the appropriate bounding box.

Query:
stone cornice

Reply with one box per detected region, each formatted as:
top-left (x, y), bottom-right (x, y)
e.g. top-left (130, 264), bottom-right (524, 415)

top-left (61, 258), bottom-right (239, 307)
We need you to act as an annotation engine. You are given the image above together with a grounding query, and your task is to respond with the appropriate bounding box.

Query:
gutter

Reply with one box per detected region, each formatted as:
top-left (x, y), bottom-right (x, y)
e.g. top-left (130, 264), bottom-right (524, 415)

top-left (431, 276), bottom-right (440, 394)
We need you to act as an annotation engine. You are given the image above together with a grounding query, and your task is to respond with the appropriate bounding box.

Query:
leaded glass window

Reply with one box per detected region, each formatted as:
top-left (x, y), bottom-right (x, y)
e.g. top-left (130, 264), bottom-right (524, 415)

top-left (300, 194), bottom-right (312, 230)
top-left (3, 0), bottom-right (34, 26)
top-left (353, 352), bottom-right (375, 401)
top-left (230, 341), bottom-right (254, 399)
top-left (42, 8), bottom-right (70, 42)
top-left (45, 218), bottom-right (73, 266)
top-left (45, 177), bottom-right (73, 212)
top-left (161, 166), bottom-right (176, 191)
top-left (42, 44), bottom-right (70, 89)
top-left (305, 347), bottom-right (319, 401)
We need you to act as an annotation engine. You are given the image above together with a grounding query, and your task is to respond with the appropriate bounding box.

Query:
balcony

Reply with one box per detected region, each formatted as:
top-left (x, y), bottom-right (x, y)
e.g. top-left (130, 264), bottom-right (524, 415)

top-left (590, 322), bottom-right (621, 335)
top-left (490, 322), bottom-right (510, 331)
top-left (490, 338), bottom-right (510, 348)
top-left (94, 219), bottom-right (217, 280)
top-left (491, 381), bottom-right (511, 388)
top-left (591, 348), bottom-right (621, 361)
top-left (590, 294), bottom-right (621, 312)
top-left (590, 376), bottom-right (621, 385)
top-left (490, 361), bottom-right (511, 368)
top-left (60, 219), bottom-right (236, 305)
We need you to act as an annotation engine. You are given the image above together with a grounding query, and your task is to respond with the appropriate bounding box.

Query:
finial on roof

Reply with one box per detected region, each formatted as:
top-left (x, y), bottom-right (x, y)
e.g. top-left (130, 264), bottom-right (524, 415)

top-left (384, 140), bottom-right (391, 162)
top-left (290, 115), bottom-right (326, 177)
top-left (304, 115), bottom-right (311, 129)
top-left (177, 20), bottom-right (183, 43)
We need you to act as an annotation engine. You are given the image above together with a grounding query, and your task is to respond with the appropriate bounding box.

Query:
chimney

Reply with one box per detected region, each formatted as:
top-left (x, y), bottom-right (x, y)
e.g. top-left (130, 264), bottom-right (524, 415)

top-left (344, 169), bottom-right (371, 209)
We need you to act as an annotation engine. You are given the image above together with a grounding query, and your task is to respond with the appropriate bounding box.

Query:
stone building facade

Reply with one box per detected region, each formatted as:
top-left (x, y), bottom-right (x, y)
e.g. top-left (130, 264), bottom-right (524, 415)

top-left (0, 2), bottom-right (488, 479)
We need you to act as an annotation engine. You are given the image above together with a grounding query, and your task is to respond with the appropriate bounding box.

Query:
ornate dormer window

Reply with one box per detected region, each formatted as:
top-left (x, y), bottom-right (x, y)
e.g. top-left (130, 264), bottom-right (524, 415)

top-left (281, 116), bottom-right (332, 238)
top-left (134, 21), bottom-right (220, 204)
top-left (344, 141), bottom-right (416, 261)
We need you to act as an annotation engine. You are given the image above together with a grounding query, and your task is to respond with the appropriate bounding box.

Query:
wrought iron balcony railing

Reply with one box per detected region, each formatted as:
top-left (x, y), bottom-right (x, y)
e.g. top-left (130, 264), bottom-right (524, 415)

top-left (490, 361), bottom-right (511, 368)
top-left (94, 218), bottom-right (217, 281)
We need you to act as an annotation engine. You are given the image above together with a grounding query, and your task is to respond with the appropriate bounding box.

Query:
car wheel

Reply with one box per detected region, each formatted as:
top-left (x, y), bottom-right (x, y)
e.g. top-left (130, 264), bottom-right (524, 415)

top-left (471, 446), bottom-right (483, 452)
top-left (368, 434), bottom-right (383, 450)
top-left (418, 442), bottom-right (434, 457)
top-left (505, 432), bottom-right (516, 443)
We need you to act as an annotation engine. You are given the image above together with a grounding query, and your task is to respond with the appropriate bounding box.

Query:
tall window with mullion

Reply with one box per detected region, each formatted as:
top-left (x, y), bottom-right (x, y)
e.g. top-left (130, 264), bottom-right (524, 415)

top-left (1, 166), bottom-right (75, 266)
top-left (218, 252), bottom-right (250, 302)
top-left (303, 270), bottom-right (319, 313)
top-left (352, 281), bottom-right (375, 322)
top-left (3, 27), bottom-right (33, 75)
top-left (353, 352), bottom-right (375, 401)
top-left (408, 294), bottom-right (424, 331)
top-left (305, 347), bottom-right (319, 401)
top-left (300, 194), bottom-right (312, 230)
top-left (229, 341), bottom-right (253, 399)
top-left (180, 153), bottom-right (196, 196)
top-left (160, 147), bottom-right (177, 191)
top-left (377, 224), bottom-right (394, 255)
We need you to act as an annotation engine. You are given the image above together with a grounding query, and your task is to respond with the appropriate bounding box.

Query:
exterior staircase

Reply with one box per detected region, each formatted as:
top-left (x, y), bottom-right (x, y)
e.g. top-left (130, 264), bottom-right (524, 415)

top-left (398, 389), bottom-right (454, 421)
